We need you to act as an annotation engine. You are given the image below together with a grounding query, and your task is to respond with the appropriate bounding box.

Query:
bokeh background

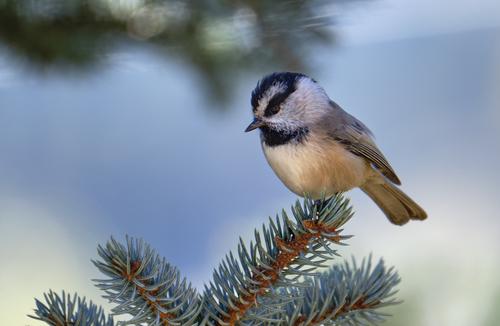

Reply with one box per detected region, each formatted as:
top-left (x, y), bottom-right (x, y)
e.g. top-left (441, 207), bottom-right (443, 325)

top-left (1, 0), bottom-right (499, 325)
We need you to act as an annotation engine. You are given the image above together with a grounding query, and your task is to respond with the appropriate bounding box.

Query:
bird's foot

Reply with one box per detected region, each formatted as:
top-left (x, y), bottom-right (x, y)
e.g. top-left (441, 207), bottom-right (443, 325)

top-left (314, 199), bottom-right (326, 212)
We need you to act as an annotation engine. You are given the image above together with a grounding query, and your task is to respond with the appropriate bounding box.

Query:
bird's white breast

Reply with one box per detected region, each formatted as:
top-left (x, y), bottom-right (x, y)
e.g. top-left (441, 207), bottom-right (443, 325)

top-left (262, 137), bottom-right (371, 199)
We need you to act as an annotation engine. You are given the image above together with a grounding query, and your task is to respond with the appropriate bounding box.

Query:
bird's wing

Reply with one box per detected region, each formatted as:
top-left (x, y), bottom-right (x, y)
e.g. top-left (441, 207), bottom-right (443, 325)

top-left (326, 101), bottom-right (402, 185)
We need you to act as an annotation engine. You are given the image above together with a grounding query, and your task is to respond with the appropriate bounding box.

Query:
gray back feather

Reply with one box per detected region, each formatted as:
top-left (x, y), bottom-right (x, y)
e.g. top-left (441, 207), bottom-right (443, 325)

top-left (322, 101), bottom-right (402, 185)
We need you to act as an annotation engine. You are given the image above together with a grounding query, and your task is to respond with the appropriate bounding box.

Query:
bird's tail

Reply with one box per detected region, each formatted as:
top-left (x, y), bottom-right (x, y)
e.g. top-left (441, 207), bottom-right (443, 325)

top-left (361, 178), bottom-right (427, 225)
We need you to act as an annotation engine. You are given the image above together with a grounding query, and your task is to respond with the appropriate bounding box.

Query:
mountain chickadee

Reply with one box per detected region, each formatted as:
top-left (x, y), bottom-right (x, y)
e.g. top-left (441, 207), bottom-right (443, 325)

top-left (245, 72), bottom-right (427, 225)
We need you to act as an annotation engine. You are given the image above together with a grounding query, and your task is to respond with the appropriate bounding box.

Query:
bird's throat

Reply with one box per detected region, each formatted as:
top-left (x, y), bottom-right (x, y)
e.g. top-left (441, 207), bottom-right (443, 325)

top-left (260, 126), bottom-right (309, 147)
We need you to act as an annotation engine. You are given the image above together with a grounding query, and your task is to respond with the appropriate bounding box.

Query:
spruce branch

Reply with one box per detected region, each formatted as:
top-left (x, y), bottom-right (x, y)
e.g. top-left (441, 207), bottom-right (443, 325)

top-left (92, 236), bottom-right (201, 325)
top-left (29, 290), bottom-right (114, 326)
top-left (202, 194), bottom-right (354, 325)
top-left (262, 256), bottom-right (401, 325)
top-left (29, 195), bottom-right (403, 326)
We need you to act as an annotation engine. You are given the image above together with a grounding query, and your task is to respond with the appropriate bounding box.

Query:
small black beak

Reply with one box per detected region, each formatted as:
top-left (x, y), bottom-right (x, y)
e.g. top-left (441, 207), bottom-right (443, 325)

top-left (244, 118), bottom-right (265, 132)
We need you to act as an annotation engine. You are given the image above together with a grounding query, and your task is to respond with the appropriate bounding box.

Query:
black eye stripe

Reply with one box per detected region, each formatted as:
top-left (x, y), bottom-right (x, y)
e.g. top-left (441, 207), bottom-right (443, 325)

top-left (264, 92), bottom-right (288, 116)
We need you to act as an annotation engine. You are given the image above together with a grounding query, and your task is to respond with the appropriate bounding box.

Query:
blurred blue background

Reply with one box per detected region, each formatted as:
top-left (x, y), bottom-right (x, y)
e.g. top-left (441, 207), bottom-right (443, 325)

top-left (0, 0), bottom-right (499, 325)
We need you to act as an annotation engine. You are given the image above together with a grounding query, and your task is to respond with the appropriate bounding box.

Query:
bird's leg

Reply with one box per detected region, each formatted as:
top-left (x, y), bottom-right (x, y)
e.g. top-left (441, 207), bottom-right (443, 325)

top-left (314, 194), bottom-right (334, 213)
top-left (314, 199), bottom-right (325, 212)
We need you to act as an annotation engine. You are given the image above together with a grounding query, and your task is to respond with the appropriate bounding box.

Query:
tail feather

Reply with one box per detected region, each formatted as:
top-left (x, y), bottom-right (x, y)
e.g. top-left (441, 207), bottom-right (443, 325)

top-left (361, 179), bottom-right (427, 225)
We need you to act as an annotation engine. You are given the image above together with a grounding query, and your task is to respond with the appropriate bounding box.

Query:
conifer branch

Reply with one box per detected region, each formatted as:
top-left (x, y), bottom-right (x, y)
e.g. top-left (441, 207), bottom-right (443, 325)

top-left (276, 256), bottom-right (401, 325)
top-left (29, 195), bottom-right (403, 326)
top-left (29, 290), bottom-right (113, 326)
top-left (202, 194), bottom-right (354, 325)
top-left (92, 236), bottom-right (201, 325)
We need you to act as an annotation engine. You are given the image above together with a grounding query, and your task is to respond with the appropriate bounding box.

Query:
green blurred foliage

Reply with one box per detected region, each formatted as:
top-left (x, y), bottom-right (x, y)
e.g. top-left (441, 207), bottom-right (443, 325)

top-left (483, 287), bottom-right (500, 326)
top-left (381, 293), bottom-right (424, 326)
top-left (0, 0), bottom-right (364, 101)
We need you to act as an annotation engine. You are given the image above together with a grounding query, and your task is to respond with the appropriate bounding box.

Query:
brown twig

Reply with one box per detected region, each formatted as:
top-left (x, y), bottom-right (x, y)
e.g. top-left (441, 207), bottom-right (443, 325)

top-left (293, 296), bottom-right (380, 326)
top-left (121, 260), bottom-right (176, 326)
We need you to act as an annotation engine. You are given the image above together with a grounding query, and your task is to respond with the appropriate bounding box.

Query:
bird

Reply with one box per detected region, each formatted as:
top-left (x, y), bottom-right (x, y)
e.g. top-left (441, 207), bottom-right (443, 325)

top-left (245, 72), bottom-right (427, 225)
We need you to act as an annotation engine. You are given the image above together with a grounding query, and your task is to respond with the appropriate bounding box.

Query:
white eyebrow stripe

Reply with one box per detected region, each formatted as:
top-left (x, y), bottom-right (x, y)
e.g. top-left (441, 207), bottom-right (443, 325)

top-left (258, 83), bottom-right (287, 111)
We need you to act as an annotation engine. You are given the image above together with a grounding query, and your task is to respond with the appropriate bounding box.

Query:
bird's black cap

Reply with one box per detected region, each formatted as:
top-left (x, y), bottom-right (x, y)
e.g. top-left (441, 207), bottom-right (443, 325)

top-left (251, 72), bottom-right (308, 111)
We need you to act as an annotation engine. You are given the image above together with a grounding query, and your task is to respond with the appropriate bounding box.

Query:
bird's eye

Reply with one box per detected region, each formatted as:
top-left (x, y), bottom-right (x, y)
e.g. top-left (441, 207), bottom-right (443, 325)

top-left (269, 104), bottom-right (281, 115)
top-left (264, 92), bottom-right (287, 116)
